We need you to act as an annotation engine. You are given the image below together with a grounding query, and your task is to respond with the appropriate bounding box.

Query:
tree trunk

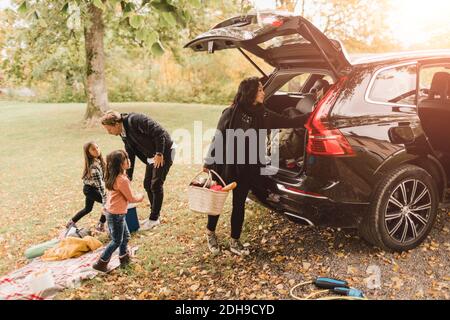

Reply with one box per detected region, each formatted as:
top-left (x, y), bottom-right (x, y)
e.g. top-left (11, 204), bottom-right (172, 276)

top-left (83, 3), bottom-right (108, 120)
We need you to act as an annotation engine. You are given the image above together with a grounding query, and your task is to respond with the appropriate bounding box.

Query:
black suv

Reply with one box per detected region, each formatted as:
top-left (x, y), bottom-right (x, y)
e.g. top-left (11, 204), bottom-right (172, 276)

top-left (186, 12), bottom-right (450, 251)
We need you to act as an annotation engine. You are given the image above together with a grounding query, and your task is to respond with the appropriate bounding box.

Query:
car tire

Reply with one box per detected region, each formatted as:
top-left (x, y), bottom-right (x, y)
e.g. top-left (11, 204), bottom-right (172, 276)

top-left (359, 164), bottom-right (439, 251)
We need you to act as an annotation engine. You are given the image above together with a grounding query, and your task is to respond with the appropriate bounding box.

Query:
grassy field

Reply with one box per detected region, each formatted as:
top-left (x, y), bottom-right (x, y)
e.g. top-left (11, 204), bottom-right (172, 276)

top-left (0, 101), bottom-right (449, 300)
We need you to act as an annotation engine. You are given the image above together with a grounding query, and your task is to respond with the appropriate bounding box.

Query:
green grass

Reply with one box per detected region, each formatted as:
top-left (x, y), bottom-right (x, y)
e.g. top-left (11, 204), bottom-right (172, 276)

top-left (1, 101), bottom-right (285, 301)
top-left (0, 101), bottom-right (227, 276)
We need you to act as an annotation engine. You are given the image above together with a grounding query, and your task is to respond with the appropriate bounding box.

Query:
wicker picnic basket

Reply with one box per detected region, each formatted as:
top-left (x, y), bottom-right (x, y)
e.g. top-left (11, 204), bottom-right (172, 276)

top-left (188, 170), bottom-right (229, 215)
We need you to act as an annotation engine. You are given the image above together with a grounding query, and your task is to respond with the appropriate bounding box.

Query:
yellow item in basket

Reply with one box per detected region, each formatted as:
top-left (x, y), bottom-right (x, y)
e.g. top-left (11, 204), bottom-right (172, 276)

top-left (41, 236), bottom-right (102, 261)
top-left (222, 182), bottom-right (237, 192)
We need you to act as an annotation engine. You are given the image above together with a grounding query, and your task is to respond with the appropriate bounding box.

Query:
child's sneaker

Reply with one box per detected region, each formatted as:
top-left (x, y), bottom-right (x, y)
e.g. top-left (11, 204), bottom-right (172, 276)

top-left (65, 220), bottom-right (76, 230)
top-left (64, 220), bottom-right (77, 238)
top-left (206, 233), bottom-right (220, 255)
top-left (95, 222), bottom-right (105, 232)
top-left (230, 239), bottom-right (250, 256)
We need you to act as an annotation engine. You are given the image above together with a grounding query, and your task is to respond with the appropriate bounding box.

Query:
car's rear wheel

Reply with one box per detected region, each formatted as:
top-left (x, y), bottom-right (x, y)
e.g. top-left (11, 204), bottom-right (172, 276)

top-left (360, 165), bottom-right (439, 251)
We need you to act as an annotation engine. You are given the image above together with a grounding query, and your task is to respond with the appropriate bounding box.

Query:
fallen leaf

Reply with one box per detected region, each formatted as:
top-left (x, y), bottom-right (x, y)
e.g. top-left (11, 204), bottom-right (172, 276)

top-left (391, 277), bottom-right (403, 290)
top-left (347, 266), bottom-right (358, 275)
top-left (302, 262), bottom-right (311, 271)
top-left (190, 284), bottom-right (200, 291)
top-left (392, 264), bottom-right (400, 273)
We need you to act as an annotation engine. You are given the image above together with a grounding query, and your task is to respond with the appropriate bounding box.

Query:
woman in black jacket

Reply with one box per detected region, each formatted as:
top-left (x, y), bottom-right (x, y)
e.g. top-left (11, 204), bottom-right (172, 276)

top-left (203, 77), bottom-right (311, 255)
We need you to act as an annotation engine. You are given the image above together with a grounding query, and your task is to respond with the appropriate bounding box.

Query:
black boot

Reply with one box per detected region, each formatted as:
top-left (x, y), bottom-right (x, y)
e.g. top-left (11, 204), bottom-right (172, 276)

top-left (119, 253), bottom-right (131, 268)
top-left (93, 258), bottom-right (110, 272)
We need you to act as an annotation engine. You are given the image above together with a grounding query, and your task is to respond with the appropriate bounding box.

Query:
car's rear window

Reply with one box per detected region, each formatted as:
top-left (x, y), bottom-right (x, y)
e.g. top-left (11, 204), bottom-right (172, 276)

top-left (278, 73), bottom-right (311, 92)
top-left (258, 34), bottom-right (307, 50)
top-left (368, 64), bottom-right (417, 106)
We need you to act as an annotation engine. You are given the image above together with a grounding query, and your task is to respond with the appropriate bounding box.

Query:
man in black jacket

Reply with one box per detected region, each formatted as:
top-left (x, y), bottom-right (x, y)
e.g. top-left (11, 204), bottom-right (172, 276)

top-left (101, 110), bottom-right (175, 230)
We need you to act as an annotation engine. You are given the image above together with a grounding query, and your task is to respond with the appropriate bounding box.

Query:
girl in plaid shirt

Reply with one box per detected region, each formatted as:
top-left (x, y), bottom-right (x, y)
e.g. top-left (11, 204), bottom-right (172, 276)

top-left (66, 141), bottom-right (107, 232)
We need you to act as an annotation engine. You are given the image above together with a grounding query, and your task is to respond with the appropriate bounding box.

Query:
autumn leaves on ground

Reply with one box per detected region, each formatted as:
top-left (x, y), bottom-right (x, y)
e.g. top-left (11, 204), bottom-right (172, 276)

top-left (0, 101), bottom-right (448, 300)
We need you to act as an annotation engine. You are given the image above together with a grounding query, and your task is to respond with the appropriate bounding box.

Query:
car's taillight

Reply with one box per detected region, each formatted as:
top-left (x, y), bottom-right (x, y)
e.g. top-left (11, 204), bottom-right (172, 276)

top-left (305, 77), bottom-right (354, 156)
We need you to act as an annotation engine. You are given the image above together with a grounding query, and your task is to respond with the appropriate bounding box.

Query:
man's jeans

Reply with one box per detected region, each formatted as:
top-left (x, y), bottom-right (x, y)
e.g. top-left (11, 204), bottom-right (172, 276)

top-left (100, 213), bottom-right (130, 261)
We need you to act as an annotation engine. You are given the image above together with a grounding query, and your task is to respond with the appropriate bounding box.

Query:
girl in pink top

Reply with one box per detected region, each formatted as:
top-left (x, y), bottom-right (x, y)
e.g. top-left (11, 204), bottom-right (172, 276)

top-left (93, 150), bottom-right (144, 272)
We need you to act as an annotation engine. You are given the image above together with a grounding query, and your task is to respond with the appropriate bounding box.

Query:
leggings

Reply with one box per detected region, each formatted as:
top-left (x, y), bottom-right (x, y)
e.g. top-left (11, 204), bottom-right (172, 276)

top-left (207, 173), bottom-right (266, 239)
top-left (71, 185), bottom-right (106, 224)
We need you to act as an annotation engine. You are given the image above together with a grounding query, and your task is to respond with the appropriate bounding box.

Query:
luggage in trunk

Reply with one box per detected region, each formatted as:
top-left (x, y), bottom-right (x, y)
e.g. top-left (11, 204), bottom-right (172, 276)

top-left (267, 107), bottom-right (306, 172)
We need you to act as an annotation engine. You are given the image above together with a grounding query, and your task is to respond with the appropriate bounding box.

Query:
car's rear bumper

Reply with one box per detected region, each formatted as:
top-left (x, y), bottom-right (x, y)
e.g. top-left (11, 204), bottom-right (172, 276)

top-left (249, 173), bottom-right (369, 228)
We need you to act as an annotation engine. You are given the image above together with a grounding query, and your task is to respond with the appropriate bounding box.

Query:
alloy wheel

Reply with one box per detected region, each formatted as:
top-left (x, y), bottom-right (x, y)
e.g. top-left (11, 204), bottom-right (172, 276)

top-left (384, 179), bottom-right (431, 244)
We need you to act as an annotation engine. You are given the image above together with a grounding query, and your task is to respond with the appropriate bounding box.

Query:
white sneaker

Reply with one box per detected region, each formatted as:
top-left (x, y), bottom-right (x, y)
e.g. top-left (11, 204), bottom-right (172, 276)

top-left (229, 239), bottom-right (250, 256)
top-left (140, 218), bottom-right (160, 231)
top-left (206, 233), bottom-right (220, 255)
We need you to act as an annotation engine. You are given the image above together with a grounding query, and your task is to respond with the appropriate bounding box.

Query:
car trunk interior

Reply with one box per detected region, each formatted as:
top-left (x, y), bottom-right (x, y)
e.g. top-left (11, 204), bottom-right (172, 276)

top-left (417, 67), bottom-right (450, 180)
top-left (263, 70), bottom-right (335, 175)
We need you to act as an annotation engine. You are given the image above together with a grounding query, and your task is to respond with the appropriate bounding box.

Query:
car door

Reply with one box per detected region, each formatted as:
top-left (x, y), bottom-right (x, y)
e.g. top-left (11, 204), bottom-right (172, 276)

top-left (184, 12), bottom-right (352, 78)
top-left (416, 59), bottom-right (450, 186)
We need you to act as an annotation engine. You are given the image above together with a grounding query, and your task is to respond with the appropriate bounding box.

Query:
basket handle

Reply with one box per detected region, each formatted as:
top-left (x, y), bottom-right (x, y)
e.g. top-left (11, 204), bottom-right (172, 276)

top-left (190, 170), bottom-right (210, 184)
top-left (209, 169), bottom-right (226, 188)
top-left (189, 169), bottom-right (226, 189)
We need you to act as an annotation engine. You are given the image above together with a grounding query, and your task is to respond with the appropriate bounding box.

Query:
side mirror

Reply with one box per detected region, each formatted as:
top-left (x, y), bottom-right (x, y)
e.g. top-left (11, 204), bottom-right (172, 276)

top-left (389, 126), bottom-right (415, 144)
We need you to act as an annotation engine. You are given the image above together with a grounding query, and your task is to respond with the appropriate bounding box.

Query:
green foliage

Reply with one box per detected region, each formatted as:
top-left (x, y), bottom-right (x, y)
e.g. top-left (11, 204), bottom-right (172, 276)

top-left (17, 1), bottom-right (27, 14)
top-left (2, 0), bottom-right (253, 104)
top-left (151, 41), bottom-right (165, 57)
top-left (295, 0), bottom-right (397, 53)
top-left (4, 0), bottom-right (434, 105)
top-left (129, 14), bottom-right (144, 29)
top-left (102, 43), bottom-right (260, 105)
top-left (92, 0), bottom-right (106, 11)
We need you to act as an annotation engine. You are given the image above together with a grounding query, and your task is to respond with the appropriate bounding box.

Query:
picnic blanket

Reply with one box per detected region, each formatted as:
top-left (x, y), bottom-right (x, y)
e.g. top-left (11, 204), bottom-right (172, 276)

top-left (0, 246), bottom-right (137, 300)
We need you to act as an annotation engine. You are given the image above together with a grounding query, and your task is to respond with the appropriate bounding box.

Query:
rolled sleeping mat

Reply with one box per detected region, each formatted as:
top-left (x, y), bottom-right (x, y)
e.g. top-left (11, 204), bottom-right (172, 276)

top-left (24, 238), bottom-right (60, 259)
